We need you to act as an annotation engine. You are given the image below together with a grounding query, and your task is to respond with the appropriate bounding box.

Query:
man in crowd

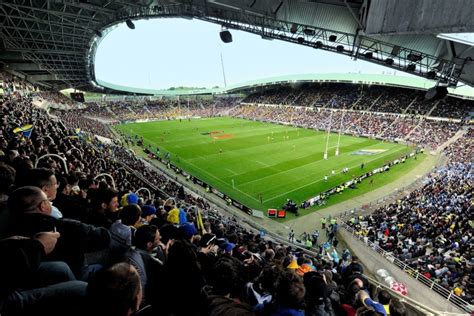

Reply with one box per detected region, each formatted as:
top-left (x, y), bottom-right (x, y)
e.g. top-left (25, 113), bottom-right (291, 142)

top-left (8, 186), bottom-right (111, 280)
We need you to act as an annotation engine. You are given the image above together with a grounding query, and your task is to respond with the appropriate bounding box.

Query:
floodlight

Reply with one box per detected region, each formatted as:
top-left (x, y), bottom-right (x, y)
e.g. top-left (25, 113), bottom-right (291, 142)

top-left (385, 58), bottom-right (394, 65)
top-left (407, 53), bottom-right (422, 62)
top-left (426, 71), bottom-right (437, 79)
top-left (220, 28), bottom-right (232, 43)
top-left (407, 64), bottom-right (416, 71)
top-left (126, 19), bottom-right (135, 30)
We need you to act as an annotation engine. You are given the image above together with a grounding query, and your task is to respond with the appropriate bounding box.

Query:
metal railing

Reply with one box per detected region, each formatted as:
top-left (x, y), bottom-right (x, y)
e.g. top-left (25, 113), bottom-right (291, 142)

top-left (35, 153), bottom-right (69, 174)
top-left (341, 222), bottom-right (473, 313)
top-left (94, 173), bottom-right (116, 189)
top-left (135, 144), bottom-right (471, 315)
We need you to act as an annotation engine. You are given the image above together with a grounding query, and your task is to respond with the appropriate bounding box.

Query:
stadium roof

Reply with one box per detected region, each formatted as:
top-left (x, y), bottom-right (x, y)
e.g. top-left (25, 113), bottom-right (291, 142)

top-left (97, 73), bottom-right (474, 99)
top-left (1, 0), bottom-right (473, 91)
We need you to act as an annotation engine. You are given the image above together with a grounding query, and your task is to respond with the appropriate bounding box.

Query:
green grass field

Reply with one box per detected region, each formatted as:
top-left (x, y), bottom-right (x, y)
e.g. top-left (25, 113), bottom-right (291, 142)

top-left (116, 117), bottom-right (425, 218)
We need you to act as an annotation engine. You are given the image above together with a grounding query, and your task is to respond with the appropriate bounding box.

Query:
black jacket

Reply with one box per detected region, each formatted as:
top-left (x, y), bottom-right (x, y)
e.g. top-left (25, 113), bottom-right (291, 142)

top-left (0, 238), bottom-right (44, 297)
top-left (12, 213), bottom-right (111, 277)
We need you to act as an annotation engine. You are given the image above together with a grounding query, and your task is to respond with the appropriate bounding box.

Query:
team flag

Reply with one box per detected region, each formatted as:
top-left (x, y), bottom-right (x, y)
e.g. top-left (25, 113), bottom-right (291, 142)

top-left (196, 208), bottom-right (205, 234)
top-left (13, 124), bottom-right (33, 138)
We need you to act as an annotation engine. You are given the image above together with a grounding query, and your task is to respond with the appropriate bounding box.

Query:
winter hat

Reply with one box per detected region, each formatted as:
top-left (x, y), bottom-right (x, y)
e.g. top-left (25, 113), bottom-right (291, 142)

top-left (220, 242), bottom-right (236, 253)
top-left (179, 222), bottom-right (198, 239)
top-left (141, 205), bottom-right (157, 217)
top-left (121, 192), bottom-right (139, 207)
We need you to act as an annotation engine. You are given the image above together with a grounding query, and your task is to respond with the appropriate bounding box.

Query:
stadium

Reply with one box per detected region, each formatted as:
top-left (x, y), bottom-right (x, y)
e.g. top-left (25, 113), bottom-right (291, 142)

top-left (0, 1), bottom-right (473, 316)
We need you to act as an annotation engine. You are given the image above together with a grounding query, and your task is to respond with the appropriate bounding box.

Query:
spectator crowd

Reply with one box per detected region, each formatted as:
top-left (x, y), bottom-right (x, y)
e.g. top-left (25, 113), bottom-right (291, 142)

top-left (1, 74), bottom-right (472, 316)
top-left (230, 105), bottom-right (462, 149)
top-left (242, 83), bottom-right (473, 119)
top-left (347, 128), bottom-right (473, 304)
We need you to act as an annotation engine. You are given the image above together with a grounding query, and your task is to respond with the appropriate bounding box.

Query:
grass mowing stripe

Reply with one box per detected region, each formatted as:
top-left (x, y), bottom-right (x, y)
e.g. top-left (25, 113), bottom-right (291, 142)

top-left (229, 140), bottom-right (375, 184)
top-left (255, 145), bottom-right (407, 199)
top-left (182, 158), bottom-right (261, 203)
top-left (262, 146), bottom-right (406, 203)
top-left (116, 117), bottom-right (423, 217)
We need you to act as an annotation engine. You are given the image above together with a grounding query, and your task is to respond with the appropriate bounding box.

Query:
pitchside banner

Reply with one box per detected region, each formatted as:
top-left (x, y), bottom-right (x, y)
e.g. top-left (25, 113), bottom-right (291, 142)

top-left (303, 150), bottom-right (419, 208)
top-left (211, 188), bottom-right (225, 199)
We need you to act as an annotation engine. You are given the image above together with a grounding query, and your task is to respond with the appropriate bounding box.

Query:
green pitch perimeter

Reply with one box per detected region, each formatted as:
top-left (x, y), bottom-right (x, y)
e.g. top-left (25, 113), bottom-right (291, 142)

top-left (117, 117), bottom-right (425, 218)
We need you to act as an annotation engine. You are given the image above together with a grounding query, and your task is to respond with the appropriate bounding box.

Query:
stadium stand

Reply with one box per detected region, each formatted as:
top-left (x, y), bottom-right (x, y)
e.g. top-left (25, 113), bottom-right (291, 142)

top-left (230, 104), bottom-right (462, 149)
top-left (241, 84), bottom-right (473, 119)
top-left (2, 0), bottom-right (474, 313)
top-left (1, 72), bottom-right (473, 314)
top-left (345, 129), bottom-right (473, 307)
top-left (5, 70), bottom-right (470, 315)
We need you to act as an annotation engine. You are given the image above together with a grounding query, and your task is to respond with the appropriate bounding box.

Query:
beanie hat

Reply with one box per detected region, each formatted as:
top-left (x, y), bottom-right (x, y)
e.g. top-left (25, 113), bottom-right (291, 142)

top-left (220, 242), bottom-right (236, 253)
top-left (121, 192), bottom-right (139, 207)
top-left (179, 222), bottom-right (198, 239)
top-left (141, 205), bottom-right (157, 217)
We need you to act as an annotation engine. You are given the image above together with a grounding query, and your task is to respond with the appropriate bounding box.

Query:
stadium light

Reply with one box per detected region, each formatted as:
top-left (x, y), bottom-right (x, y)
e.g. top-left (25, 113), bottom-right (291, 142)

top-left (219, 27), bottom-right (232, 43)
top-left (385, 58), bottom-right (394, 65)
top-left (426, 71), bottom-right (437, 79)
top-left (406, 64), bottom-right (416, 72)
top-left (407, 53), bottom-right (423, 62)
top-left (126, 19), bottom-right (135, 30)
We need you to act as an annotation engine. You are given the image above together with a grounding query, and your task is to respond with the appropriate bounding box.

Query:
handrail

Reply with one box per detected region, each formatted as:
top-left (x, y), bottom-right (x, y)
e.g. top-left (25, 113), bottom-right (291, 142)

top-left (341, 222), bottom-right (473, 313)
top-left (93, 158), bottom-right (107, 168)
top-left (364, 274), bottom-right (443, 316)
top-left (35, 153), bottom-right (69, 174)
top-left (94, 173), bottom-right (116, 189)
top-left (58, 112), bottom-right (466, 315)
top-left (116, 160), bottom-right (169, 199)
top-left (136, 187), bottom-right (152, 201)
top-left (67, 147), bottom-right (83, 157)
top-left (86, 139), bottom-right (168, 199)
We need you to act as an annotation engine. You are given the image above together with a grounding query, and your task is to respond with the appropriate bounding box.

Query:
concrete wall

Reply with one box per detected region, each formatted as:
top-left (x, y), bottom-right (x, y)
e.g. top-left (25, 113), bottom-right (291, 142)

top-left (338, 228), bottom-right (466, 314)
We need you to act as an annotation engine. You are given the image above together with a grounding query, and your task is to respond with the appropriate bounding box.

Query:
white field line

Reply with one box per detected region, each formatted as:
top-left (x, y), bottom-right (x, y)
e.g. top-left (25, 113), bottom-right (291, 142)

top-left (185, 160), bottom-right (261, 203)
top-left (235, 145), bottom-right (340, 187)
top-left (225, 168), bottom-right (238, 176)
top-left (262, 147), bottom-right (404, 203)
top-left (255, 160), bottom-right (270, 167)
top-left (186, 127), bottom-right (302, 162)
